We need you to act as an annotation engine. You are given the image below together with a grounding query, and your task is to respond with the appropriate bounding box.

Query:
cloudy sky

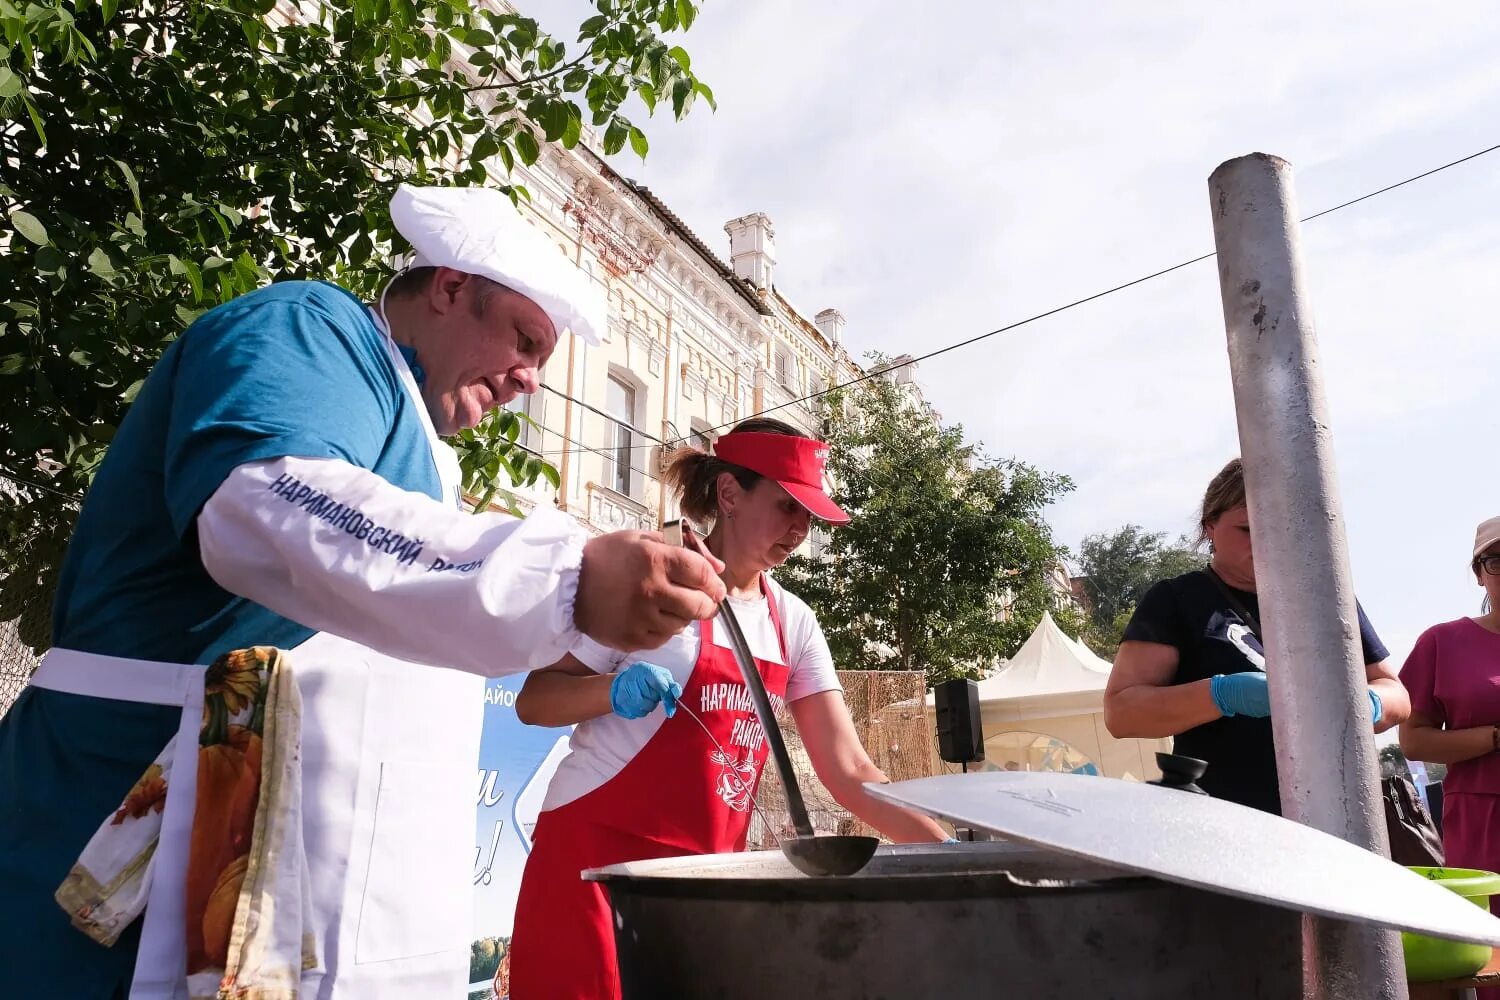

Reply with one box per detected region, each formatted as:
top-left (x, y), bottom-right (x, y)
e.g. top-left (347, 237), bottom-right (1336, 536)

top-left (536, 1), bottom-right (1500, 665)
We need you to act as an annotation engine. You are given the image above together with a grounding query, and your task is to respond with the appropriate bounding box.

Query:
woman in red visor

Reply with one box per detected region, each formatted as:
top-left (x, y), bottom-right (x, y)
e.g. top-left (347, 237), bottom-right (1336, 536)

top-left (507, 417), bottom-right (950, 999)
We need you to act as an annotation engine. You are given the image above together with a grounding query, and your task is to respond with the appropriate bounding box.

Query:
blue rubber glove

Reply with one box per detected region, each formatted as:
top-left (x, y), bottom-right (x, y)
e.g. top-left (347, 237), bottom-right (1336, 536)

top-left (942, 837), bottom-right (960, 845)
top-left (610, 662), bottom-right (682, 720)
top-left (1210, 672), bottom-right (1271, 718)
top-left (1368, 687), bottom-right (1384, 726)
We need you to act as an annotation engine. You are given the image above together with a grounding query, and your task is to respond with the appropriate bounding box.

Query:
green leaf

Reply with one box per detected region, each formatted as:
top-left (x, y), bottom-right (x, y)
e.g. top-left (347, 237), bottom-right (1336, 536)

top-left (637, 83), bottom-right (657, 114)
top-left (100, 0), bottom-right (119, 25)
top-left (9, 209), bottom-right (47, 245)
top-left (670, 76), bottom-right (695, 118)
top-left (464, 28), bottom-right (494, 48)
top-left (349, 233), bottom-right (372, 265)
top-left (87, 247), bottom-right (117, 280)
top-left (677, 0), bottom-right (697, 30)
top-left (515, 129), bottom-right (539, 165)
top-left (695, 80), bottom-right (717, 111)
top-left (540, 101), bottom-right (569, 143)
top-left (34, 245), bottom-right (65, 273)
top-left (0, 66), bottom-right (20, 100)
top-left (21, 94), bottom-right (46, 146)
top-left (667, 46), bottom-right (691, 72)
top-left (560, 105), bottom-right (582, 149)
top-left (603, 119), bottom-right (628, 155)
top-left (540, 461), bottom-right (560, 490)
top-left (182, 258), bottom-right (204, 301)
top-left (121, 379), bottom-right (145, 402)
top-left (471, 132), bottom-right (499, 162)
top-left (628, 125), bottom-right (648, 159)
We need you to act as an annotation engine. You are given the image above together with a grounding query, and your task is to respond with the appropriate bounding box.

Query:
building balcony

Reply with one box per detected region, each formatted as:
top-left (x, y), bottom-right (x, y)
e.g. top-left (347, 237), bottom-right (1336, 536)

top-left (586, 481), bottom-right (656, 534)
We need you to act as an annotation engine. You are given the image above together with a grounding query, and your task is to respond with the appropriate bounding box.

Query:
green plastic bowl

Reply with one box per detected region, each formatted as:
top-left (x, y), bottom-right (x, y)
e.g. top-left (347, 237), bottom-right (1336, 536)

top-left (1402, 866), bottom-right (1500, 982)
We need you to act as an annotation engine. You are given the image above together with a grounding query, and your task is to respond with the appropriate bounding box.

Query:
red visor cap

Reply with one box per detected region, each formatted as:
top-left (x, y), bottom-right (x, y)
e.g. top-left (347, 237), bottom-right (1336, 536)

top-left (712, 432), bottom-right (850, 525)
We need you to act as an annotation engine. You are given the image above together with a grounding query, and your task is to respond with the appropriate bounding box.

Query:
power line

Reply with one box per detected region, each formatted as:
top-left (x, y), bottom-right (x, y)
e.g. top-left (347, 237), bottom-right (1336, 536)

top-left (540, 138), bottom-right (1500, 460)
top-left (0, 472), bottom-right (84, 504)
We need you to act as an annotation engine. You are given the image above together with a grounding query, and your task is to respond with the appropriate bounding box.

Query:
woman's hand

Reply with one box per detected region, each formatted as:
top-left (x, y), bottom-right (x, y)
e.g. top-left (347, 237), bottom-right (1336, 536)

top-left (1103, 641), bottom-right (1222, 738)
top-left (609, 661), bottom-right (683, 720)
top-left (791, 690), bottom-right (950, 843)
top-left (1210, 672), bottom-right (1271, 718)
top-left (1400, 710), bottom-right (1496, 766)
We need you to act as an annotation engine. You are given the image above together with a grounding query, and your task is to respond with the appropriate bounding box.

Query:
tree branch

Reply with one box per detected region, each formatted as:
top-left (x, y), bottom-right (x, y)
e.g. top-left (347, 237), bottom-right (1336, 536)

top-left (456, 51), bottom-right (591, 95)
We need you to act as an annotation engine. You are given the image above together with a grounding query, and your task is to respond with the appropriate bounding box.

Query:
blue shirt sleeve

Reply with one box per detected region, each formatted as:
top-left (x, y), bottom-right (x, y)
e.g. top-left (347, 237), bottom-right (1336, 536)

top-left (1355, 600), bottom-right (1390, 665)
top-left (163, 283), bottom-right (399, 538)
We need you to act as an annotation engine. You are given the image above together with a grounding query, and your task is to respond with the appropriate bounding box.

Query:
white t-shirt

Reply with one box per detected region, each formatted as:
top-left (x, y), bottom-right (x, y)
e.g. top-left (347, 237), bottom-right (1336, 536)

top-left (540, 576), bottom-right (841, 811)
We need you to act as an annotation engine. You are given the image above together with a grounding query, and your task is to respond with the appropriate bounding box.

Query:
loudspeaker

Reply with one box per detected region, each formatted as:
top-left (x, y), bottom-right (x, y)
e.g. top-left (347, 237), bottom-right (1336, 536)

top-left (934, 678), bottom-right (984, 764)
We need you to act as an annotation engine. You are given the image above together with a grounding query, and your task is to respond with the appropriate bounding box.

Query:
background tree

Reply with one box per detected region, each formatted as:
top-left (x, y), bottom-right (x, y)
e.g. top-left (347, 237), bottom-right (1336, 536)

top-left (0, 0), bottom-right (714, 653)
top-left (778, 362), bottom-right (1078, 686)
top-left (1075, 524), bottom-right (1204, 655)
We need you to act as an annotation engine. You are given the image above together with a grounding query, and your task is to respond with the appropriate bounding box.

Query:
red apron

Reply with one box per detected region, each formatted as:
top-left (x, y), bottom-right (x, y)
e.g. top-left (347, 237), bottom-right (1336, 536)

top-left (508, 580), bottom-right (791, 1000)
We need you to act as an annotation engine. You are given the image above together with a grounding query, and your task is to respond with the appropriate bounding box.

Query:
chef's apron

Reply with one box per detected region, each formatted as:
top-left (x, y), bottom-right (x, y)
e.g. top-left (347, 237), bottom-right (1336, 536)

top-left (28, 329), bottom-right (482, 999)
top-left (508, 582), bottom-right (791, 1000)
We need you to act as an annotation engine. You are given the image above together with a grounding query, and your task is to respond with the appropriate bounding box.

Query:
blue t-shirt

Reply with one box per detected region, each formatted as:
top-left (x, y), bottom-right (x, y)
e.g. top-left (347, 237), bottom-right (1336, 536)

top-left (52, 280), bottom-right (443, 663)
top-left (1, 281), bottom-right (444, 994)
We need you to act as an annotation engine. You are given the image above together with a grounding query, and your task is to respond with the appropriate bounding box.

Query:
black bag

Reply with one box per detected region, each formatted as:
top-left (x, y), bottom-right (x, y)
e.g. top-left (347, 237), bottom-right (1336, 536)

top-left (1197, 570), bottom-right (1445, 863)
top-left (1382, 770), bottom-right (1444, 867)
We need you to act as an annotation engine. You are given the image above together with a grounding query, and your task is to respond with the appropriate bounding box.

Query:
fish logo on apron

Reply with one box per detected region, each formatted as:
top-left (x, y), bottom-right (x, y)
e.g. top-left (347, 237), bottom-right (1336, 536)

top-left (709, 748), bottom-right (759, 812)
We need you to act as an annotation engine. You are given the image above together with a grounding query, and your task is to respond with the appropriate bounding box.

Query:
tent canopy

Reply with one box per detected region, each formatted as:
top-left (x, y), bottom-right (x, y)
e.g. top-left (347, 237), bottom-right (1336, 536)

top-left (924, 612), bottom-right (1167, 781)
top-left (926, 611), bottom-right (1113, 718)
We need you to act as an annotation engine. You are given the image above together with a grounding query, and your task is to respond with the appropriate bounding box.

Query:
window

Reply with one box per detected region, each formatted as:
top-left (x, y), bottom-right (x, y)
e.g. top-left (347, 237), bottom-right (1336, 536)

top-left (774, 345), bottom-right (792, 386)
top-left (689, 418), bottom-right (715, 453)
top-left (606, 375), bottom-right (635, 496)
top-left (503, 385), bottom-right (546, 450)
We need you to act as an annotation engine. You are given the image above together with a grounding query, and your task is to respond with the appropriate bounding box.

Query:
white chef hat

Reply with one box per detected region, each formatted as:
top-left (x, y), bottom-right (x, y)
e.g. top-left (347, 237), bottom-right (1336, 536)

top-left (389, 183), bottom-right (606, 346)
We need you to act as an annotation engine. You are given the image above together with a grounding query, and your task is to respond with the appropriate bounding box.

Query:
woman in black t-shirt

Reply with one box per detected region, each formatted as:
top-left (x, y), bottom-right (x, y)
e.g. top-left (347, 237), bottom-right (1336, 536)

top-left (1101, 458), bottom-right (1407, 814)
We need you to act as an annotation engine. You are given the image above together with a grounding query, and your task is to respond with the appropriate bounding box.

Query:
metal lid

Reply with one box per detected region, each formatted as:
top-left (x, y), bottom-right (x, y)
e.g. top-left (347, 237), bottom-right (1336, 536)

top-left (866, 771), bottom-right (1500, 947)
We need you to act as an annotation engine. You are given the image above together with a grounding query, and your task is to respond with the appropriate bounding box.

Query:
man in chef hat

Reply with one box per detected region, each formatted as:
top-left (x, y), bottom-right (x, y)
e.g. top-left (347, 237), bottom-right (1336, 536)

top-left (0, 184), bottom-right (726, 998)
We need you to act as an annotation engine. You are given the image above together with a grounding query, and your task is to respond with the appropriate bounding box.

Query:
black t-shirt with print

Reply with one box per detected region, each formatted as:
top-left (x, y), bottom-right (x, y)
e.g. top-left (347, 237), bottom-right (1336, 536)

top-left (1121, 570), bottom-right (1390, 815)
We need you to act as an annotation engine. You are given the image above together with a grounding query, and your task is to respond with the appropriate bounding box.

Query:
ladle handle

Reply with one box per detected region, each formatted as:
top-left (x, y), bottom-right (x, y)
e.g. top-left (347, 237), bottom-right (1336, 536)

top-left (666, 520), bottom-right (816, 840)
top-left (714, 600), bottom-right (816, 840)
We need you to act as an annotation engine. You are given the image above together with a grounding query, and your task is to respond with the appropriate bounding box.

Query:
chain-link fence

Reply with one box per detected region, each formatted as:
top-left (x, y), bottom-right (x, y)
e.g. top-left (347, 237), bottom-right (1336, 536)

top-left (0, 618), bottom-right (40, 718)
top-left (0, 474), bottom-right (64, 718)
top-left (746, 669), bottom-right (934, 849)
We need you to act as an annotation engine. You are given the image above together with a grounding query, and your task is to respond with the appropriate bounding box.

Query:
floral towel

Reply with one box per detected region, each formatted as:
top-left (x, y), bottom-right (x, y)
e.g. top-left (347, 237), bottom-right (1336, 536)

top-left (56, 647), bottom-right (317, 999)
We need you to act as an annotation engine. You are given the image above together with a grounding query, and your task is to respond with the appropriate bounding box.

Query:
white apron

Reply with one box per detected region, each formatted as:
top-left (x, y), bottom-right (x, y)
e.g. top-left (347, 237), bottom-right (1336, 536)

top-left (32, 337), bottom-right (482, 999)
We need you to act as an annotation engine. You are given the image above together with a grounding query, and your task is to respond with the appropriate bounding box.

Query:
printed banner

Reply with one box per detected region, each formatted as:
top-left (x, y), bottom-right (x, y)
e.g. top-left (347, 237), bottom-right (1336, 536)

top-left (466, 674), bottom-right (572, 997)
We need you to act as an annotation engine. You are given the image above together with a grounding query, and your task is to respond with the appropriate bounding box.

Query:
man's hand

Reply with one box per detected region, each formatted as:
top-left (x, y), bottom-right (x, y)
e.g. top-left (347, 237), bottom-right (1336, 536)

top-left (575, 530), bottom-right (727, 651)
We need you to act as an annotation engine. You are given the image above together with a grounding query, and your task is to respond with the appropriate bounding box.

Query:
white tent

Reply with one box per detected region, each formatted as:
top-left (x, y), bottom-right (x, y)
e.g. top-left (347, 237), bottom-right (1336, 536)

top-left (926, 612), bottom-right (1170, 782)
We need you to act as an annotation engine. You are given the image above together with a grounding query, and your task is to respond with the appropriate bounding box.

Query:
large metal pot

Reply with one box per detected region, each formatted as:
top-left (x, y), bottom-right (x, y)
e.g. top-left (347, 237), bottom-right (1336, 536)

top-left (588, 842), bottom-right (1303, 999)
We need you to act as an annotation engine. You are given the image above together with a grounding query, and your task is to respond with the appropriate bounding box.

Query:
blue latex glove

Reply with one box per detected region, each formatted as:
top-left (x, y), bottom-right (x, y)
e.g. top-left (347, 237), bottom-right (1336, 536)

top-left (942, 837), bottom-right (961, 845)
top-left (1368, 687), bottom-right (1384, 726)
top-left (1210, 672), bottom-right (1271, 718)
top-left (610, 662), bottom-right (682, 720)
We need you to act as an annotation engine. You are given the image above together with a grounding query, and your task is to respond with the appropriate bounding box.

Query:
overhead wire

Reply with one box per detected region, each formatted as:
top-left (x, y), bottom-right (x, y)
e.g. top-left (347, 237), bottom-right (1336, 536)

top-left (539, 138), bottom-right (1500, 461)
top-left (10, 140), bottom-right (1500, 495)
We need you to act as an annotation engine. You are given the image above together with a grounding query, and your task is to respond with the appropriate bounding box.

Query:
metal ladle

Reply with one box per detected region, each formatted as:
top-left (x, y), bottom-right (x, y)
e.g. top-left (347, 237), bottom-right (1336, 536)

top-left (668, 521), bottom-right (879, 877)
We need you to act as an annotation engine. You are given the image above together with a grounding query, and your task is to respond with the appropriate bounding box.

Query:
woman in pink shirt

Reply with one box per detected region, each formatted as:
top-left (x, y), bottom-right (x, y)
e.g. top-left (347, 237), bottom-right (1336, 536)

top-left (1400, 517), bottom-right (1500, 896)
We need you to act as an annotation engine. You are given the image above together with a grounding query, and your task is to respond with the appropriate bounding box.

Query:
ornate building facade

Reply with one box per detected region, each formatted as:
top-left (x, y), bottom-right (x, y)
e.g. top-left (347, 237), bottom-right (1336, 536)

top-left (489, 136), bottom-right (865, 536)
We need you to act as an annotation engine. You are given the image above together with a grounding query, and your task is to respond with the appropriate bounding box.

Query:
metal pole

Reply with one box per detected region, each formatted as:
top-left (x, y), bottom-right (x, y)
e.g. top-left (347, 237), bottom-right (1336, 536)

top-left (1207, 153), bottom-right (1406, 1000)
